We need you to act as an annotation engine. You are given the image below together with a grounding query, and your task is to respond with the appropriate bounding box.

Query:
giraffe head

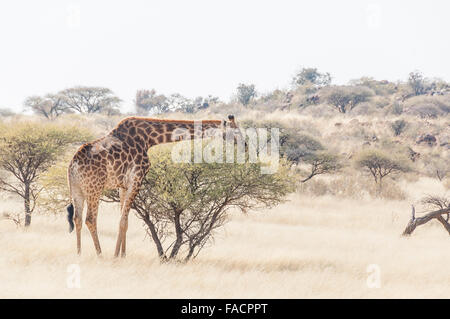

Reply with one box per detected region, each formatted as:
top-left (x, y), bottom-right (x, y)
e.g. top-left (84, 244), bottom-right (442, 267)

top-left (226, 114), bottom-right (237, 128)
top-left (222, 114), bottom-right (246, 146)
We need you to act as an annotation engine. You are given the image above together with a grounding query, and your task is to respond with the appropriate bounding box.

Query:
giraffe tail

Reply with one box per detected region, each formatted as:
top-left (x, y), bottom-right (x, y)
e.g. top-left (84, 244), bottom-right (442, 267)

top-left (67, 203), bottom-right (74, 233)
top-left (67, 163), bottom-right (75, 233)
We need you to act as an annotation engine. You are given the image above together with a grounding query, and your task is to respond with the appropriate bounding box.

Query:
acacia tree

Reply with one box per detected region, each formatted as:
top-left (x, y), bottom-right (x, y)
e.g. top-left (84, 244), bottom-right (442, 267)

top-left (237, 83), bottom-right (256, 106)
top-left (104, 143), bottom-right (294, 262)
top-left (292, 67), bottom-right (331, 88)
top-left (0, 123), bottom-right (91, 226)
top-left (135, 90), bottom-right (219, 115)
top-left (24, 94), bottom-right (67, 119)
top-left (299, 152), bottom-right (341, 183)
top-left (321, 86), bottom-right (373, 113)
top-left (355, 149), bottom-right (410, 193)
top-left (135, 89), bottom-right (169, 115)
top-left (59, 86), bottom-right (121, 114)
top-left (408, 71), bottom-right (427, 96)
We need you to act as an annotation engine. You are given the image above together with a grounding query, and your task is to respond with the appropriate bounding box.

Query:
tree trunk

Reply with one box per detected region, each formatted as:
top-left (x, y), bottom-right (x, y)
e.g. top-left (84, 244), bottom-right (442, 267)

top-left (170, 210), bottom-right (183, 259)
top-left (377, 177), bottom-right (383, 197)
top-left (24, 183), bottom-right (31, 227)
top-left (142, 215), bottom-right (166, 261)
top-left (184, 245), bottom-right (195, 262)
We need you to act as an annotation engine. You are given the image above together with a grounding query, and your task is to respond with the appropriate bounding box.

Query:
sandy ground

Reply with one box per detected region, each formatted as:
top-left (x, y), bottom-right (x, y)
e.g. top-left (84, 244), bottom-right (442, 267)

top-left (0, 177), bottom-right (449, 298)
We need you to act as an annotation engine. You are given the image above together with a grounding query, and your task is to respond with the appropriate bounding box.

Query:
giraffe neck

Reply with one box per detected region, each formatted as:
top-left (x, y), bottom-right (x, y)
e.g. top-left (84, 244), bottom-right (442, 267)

top-left (110, 117), bottom-right (223, 151)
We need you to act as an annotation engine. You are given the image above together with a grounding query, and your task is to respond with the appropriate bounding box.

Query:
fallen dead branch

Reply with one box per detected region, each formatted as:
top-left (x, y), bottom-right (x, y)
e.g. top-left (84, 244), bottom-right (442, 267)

top-left (402, 196), bottom-right (450, 236)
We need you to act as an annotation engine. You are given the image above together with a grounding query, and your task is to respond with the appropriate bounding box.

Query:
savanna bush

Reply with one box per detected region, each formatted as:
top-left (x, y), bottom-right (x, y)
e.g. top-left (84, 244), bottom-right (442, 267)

top-left (390, 119), bottom-right (407, 136)
top-left (240, 119), bottom-right (324, 163)
top-left (404, 95), bottom-right (450, 118)
top-left (297, 172), bottom-right (406, 200)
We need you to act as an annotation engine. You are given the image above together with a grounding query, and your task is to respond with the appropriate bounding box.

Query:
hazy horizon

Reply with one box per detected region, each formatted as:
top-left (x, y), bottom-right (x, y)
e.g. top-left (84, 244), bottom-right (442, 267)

top-left (1, 0), bottom-right (449, 112)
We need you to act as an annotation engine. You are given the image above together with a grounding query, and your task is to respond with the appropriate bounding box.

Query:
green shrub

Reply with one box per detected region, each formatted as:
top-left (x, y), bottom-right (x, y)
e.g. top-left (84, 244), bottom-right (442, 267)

top-left (104, 142), bottom-right (295, 262)
top-left (391, 119), bottom-right (407, 136)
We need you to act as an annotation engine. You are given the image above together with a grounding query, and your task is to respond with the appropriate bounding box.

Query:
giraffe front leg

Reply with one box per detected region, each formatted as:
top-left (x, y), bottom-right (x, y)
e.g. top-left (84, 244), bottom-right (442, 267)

top-left (115, 185), bottom-right (138, 258)
top-left (115, 204), bottom-right (131, 258)
top-left (120, 213), bottom-right (129, 258)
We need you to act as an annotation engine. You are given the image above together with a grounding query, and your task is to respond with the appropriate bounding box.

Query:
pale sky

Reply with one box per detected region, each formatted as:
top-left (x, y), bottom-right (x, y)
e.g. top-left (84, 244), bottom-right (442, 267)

top-left (0, 0), bottom-right (449, 113)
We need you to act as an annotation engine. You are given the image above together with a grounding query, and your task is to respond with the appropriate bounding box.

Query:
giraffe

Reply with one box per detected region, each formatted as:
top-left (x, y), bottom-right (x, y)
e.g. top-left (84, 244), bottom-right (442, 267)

top-left (66, 115), bottom-right (239, 257)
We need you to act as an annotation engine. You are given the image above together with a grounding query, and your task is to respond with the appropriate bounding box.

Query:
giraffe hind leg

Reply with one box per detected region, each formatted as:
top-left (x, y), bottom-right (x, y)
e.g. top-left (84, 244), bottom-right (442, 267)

top-left (72, 193), bottom-right (85, 255)
top-left (85, 196), bottom-right (102, 256)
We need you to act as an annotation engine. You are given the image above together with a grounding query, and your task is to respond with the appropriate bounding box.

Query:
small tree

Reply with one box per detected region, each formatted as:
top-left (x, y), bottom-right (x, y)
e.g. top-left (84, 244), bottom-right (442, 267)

top-left (355, 149), bottom-right (410, 193)
top-left (0, 122), bottom-right (91, 226)
top-left (105, 143), bottom-right (294, 262)
top-left (299, 152), bottom-right (341, 183)
top-left (166, 93), bottom-right (196, 113)
top-left (237, 83), bottom-right (256, 106)
top-left (408, 70), bottom-right (427, 96)
top-left (390, 119), bottom-right (407, 136)
top-left (136, 92), bottom-right (219, 114)
top-left (293, 67), bottom-right (331, 88)
top-left (24, 94), bottom-right (67, 119)
top-left (59, 86), bottom-right (121, 114)
top-left (135, 89), bottom-right (169, 115)
top-left (321, 86), bottom-right (373, 113)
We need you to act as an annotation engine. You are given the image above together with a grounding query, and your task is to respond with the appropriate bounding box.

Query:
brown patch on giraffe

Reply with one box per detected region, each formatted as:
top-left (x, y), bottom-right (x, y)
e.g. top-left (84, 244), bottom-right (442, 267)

top-left (126, 136), bottom-right (135, 148)
top-left (136, 144), bottom-right (142, 153)
top-left (165, 133), bottom-right (173, 141)
top-left (148, 138), bottom-right (156, 146)
top-left (137, 128), bottom-right (146, 137)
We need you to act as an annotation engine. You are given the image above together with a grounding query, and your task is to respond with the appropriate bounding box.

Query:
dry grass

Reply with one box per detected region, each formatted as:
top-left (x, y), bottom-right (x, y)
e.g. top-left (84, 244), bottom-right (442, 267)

top-left (0, 111), bottom-right (448, 298)
top-left (0, 177), bottom-right (449, 299)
